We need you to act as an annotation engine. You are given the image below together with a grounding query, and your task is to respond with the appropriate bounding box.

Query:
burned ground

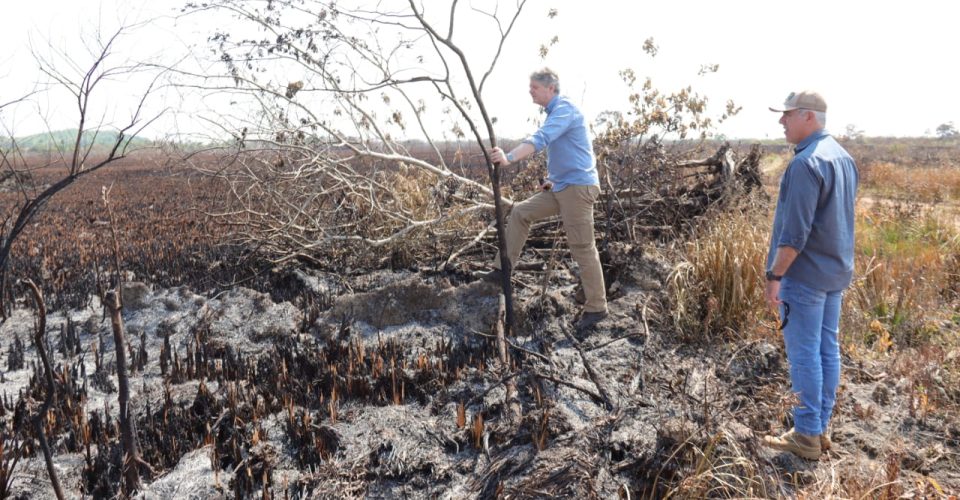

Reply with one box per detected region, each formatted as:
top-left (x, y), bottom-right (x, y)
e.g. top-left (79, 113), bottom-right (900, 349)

top-left (0, 147), bottom-right (957, 498)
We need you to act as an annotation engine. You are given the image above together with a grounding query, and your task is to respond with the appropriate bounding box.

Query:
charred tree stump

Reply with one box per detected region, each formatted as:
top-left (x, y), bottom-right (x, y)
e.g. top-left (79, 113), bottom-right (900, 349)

top-left (105, 290), bottom-right (142, 495)
top-left (102, 186), bottom-right (143, 495)
top-left (496, 295), bottom-right (522, 422)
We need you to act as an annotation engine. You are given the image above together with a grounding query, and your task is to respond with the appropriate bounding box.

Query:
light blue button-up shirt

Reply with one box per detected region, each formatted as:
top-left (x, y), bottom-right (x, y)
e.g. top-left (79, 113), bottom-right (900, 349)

top-left (523, 95), bottom-right (599, 192)
top-left (767, 130), bottom-right (859, 291)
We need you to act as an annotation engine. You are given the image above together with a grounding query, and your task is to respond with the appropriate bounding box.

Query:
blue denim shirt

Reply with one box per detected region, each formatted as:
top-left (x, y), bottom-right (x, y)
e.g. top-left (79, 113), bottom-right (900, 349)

top-left (523, 95), bottom-right (599, 192)
top-left (767, 130), bottom-right (858, 291)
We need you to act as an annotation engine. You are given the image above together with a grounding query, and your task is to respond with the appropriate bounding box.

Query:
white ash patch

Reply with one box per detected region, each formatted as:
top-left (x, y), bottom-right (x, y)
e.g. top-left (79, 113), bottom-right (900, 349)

top-left (327, 275), bottom-right (498, 332)
top-left (138, 445), bottom-right (232, 499)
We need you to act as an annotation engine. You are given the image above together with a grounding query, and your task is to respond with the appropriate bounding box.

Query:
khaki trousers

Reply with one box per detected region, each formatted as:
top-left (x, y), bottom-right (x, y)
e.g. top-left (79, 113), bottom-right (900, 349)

top-left (494, 184), bottom-right (607, 313)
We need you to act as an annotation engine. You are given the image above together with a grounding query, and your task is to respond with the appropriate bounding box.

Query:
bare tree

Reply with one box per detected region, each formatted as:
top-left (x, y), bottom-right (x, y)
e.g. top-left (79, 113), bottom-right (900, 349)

top-left (179, 1), bottom-right (531, 259)
top-left (0, 95), bottom-right (32, 321)
top-left (181, 0), bottom-right (537, 340)
top-left (0, 23), bottom-right (164, 497)
top-left (936, 121), bottom-right (958, 139)
top-left (0, 24), bottom-right (164, 315)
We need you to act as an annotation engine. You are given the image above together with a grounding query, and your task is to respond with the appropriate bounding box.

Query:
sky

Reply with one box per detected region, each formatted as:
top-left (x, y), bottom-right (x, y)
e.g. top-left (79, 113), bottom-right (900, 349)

top-left (1, 0), bottom-right (958, 140)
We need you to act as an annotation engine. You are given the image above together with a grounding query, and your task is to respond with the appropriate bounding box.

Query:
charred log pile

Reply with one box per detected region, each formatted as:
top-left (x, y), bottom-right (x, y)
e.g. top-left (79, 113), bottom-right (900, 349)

top-left (598, 142), bottom-right (763, 240)
top-left (177, 141), bottom-right (765, 277)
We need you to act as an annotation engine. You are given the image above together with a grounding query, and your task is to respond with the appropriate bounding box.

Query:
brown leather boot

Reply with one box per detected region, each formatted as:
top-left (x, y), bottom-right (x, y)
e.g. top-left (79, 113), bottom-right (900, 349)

top-left (820, 433), bottom-right (832, 452)
top-left (762, 428), bottom-right (821, 460)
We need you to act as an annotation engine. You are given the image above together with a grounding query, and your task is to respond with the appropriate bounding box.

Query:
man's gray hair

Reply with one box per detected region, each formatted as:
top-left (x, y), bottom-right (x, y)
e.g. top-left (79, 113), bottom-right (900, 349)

top-left (812, 110), bottom-right (826, 128)
top-left (530, 68), bottom-right (560, 93)
top-left (799, 108), bottom-right (827, 128)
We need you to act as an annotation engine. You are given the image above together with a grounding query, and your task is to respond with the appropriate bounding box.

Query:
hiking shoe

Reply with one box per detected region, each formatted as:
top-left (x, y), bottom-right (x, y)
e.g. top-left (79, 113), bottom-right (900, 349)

top-left (478, 269), bottom-right (505, 284)
top-left (574, 287), bottom-right (586, 305)
top-left (820, 433), bottom-right (832, 452)
top-left (762, 428), bottom-right (821, 460)
top-left (576, 311), bottom-right (608, 331)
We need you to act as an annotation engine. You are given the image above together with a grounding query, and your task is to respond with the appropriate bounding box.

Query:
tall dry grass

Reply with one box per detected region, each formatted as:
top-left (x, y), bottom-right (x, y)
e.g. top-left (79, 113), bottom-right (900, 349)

top-left (654, 431), bottom-right (774, 498)
top-left (670, 206), bottom-right (770, 340)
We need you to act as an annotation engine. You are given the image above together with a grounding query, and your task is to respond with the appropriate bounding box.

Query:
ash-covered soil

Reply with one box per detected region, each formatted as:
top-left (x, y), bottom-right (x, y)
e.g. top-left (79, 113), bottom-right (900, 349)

top-left (1, 244), bottom-right (958, 498)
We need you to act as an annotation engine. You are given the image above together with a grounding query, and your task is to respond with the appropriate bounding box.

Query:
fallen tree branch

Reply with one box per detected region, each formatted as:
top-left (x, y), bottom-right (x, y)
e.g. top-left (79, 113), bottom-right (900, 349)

top-left (534, 371), bottom-right (605, 404)
top-left (561, 328), bottom-right (616, 411)
top-left (443, 221), bottom-right (496, 270)
top-left (471, 329), bottom-right (552, 365)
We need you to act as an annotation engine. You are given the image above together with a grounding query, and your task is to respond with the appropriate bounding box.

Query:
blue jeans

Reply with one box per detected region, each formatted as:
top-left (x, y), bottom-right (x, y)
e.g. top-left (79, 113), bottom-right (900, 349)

top-left (779, 277), bottom-right (843, 436)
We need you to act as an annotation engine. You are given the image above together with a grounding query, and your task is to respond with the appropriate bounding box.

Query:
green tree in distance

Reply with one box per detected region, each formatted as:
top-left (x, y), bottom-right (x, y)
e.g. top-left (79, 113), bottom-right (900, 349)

top-left (936, 122), bottom-right (958, 139)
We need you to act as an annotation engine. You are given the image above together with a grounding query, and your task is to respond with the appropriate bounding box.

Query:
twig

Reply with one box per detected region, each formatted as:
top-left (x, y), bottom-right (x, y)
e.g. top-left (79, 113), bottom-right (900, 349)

top-left (722, 339), bottom-right (762, 373)
top-left (537, 221), bottom-right (562, 311)
top-left (422, 423), bottom-right (459, 454)
top-left (470, 329), bottom-right (552, 364)
top-left (586, 332), bottom-right (646, 352)
top-left (442, 221), bottom-right (495, 269)
top-left (587, 298), bottom-right (650, 352)
top-left (561, 327), bottom-right (616, 411)
top-left (843, 362), bottom-right (887, 382)
top-left (505, 339), bottom-right (551, 365)
top-left (534, 371), bottom-right (605, 404)
top-left (466, 371), bottom-right (522, 408)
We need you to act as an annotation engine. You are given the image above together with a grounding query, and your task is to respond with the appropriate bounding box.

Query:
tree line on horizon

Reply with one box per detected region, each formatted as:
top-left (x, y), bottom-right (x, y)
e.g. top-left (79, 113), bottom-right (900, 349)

top-left (1, 129), bottom-right (153, 154)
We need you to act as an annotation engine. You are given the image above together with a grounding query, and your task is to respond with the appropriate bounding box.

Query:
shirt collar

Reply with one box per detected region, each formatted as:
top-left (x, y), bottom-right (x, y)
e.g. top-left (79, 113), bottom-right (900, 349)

top-left (545, 94), bottom-right (560, 114)
top-left (794, 129), bottom-right (829, 154)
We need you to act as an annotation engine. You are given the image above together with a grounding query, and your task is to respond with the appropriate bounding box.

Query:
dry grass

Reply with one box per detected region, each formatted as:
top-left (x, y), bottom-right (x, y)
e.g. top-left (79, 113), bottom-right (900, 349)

top-left (860, 162), bottom-right (960, 202)
top-left (846, 201), bottom-right (960, 353)
top-left (670, 206), bottom-right (771, 340)
top-left (657, 431), bottom-right (773, 498)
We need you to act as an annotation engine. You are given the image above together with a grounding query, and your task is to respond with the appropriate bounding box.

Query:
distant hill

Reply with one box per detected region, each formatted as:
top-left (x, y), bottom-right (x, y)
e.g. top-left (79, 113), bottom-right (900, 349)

top-left (1, 129), bottom-right (153, 153)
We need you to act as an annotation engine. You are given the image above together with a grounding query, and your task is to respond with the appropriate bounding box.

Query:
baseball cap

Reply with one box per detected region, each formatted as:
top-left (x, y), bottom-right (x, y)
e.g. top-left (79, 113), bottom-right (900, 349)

top-left (769, 91), bottom-right (827, 113)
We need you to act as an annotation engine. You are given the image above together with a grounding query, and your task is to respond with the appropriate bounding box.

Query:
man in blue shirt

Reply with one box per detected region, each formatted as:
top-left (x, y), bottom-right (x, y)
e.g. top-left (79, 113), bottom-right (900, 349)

top-left (762, 91), bottom-right (858, 460)
top-left (483, 68), bottom-right (607, 329)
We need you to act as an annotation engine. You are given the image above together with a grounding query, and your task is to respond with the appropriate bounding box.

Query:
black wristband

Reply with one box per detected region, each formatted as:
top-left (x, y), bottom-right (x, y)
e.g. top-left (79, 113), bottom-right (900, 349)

top-left (765, 270), bottom-right (782, 282)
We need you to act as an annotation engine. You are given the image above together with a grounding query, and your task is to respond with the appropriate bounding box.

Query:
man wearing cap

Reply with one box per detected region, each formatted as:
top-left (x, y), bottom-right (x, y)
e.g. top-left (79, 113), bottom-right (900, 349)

top-left (762, 91), bottom-right (858, 460)
top-left (482, 67), bottom-right (607, 331)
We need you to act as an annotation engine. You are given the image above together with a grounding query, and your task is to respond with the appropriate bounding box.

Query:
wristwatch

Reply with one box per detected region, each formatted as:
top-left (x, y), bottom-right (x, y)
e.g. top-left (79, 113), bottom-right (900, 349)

top-left (506, 152), bottom-right (515, 163)
top-left (765, 270), bottom-right (782, 282)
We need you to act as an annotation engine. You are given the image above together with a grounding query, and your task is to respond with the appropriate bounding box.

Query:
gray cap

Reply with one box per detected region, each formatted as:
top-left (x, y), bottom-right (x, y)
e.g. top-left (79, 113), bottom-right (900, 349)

top-left (769, 91), bottom-right (827, 113)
